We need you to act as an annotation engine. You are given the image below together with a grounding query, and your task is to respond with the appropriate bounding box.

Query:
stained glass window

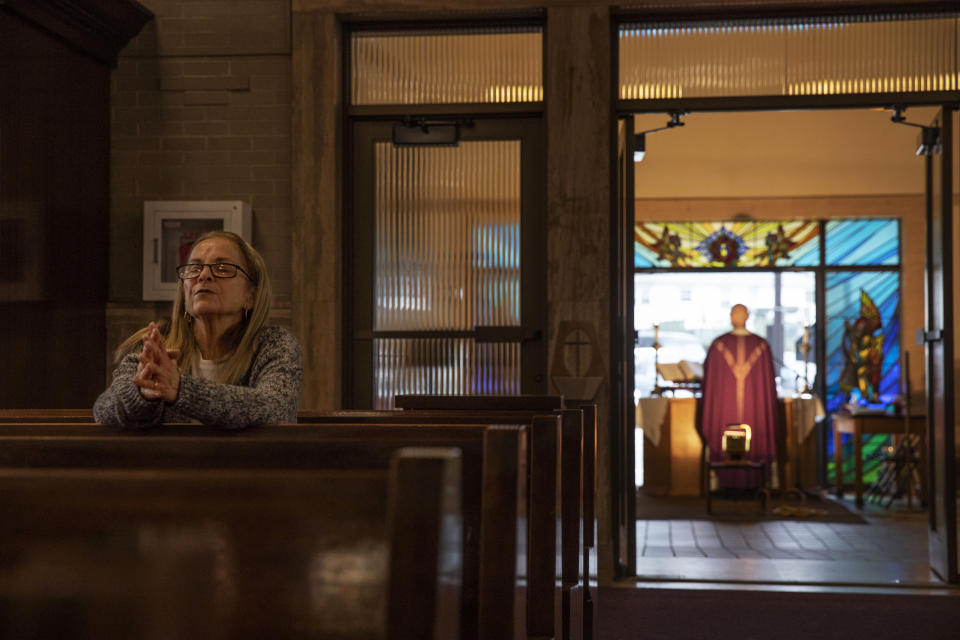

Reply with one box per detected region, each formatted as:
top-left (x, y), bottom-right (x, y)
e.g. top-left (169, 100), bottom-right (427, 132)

top-left (634, 220), bottom-right (820, 268)
top-left (824, 271), bottom-right (901, 413)
top-left (632, 217), bottom-right (903, 490)
top-left (825, 219), bottom-right (900, 265)
top-left (824, 271), bottom-right (901, 485)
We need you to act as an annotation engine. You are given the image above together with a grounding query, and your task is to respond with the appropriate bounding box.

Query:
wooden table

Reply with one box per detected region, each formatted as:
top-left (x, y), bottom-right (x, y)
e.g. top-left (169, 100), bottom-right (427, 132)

top-left (832, 412), bottom-right (926, 508)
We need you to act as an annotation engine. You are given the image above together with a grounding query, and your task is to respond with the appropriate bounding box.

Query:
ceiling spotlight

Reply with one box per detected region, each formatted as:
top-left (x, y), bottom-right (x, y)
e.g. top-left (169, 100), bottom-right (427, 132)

top-left (633, 133), bottom-right (646, 163)
top-left (634, 111), bottom-right (687, 163)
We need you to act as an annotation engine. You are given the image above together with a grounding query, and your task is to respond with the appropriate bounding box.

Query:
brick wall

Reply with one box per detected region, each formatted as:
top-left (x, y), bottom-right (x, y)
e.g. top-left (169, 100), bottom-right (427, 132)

top-left (109, 0), bottom-right (293, 315)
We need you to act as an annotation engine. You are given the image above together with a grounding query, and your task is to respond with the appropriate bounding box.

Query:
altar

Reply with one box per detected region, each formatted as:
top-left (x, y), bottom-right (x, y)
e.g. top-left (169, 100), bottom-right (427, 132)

top-left (636, 396), bottom-right (823, 496)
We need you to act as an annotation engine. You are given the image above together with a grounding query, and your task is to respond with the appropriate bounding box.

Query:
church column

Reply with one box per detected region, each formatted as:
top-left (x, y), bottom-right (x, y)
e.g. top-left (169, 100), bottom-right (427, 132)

top-left (546, 5), bottom-right (614, 584)
top-left (291, 9), bottom-right (342, 411)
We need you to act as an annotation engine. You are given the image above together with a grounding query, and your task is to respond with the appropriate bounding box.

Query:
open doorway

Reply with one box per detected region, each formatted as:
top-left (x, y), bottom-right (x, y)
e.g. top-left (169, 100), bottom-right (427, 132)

top-left (628, 107), bottom-right (943, 586)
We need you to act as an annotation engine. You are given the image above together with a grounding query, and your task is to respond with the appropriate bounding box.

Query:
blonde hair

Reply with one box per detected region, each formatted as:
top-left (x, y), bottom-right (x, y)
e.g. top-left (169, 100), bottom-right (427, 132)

top-left (116, 231), bottom-right (273, 385)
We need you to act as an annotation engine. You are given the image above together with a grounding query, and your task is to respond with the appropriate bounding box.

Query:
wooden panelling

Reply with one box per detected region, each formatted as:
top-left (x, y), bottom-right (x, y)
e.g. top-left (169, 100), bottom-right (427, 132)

top-left (0, 8), bottom-right (144, 407)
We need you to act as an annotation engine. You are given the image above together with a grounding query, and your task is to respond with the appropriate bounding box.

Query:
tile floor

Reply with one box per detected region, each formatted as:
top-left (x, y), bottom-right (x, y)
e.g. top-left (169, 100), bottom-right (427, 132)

top-left (635, 497), bottom-right (945, 587)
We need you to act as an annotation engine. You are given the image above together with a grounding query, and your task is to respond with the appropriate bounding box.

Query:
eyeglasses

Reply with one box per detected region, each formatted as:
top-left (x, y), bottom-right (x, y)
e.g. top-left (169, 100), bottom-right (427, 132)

top-left (175, 262), bottom-right (252, 280)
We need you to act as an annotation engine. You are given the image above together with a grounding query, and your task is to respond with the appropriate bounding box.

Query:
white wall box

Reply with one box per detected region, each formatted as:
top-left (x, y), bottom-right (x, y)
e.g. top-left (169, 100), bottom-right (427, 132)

top-left (142, 201), bottom-right (252, 301)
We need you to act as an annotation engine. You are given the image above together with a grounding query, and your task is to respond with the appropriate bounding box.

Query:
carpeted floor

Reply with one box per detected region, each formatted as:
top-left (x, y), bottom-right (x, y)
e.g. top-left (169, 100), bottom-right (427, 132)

top-left (636, 490), bottom-right (867, 524)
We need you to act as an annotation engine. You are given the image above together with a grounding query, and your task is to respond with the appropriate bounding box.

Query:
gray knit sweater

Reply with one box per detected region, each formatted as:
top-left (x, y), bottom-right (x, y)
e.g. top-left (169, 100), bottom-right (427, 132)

top-left (93, 326), bottom-right (302, 429)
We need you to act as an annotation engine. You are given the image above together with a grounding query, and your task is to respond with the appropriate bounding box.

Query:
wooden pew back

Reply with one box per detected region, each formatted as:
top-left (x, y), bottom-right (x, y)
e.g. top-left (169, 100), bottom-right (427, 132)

top-left (0, 448), bottom-right (460, 640)
top-left (392, 394), bottom-right (595, 640)
top-left (0, 422), bottom-right (526, 640)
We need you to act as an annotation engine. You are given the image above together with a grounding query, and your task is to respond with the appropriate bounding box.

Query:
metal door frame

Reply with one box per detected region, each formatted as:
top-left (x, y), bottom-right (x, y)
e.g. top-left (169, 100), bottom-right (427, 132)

top-left (924, 106), bottom-right (958, 583)
top-left (610, 6), bottom-right (960, 583)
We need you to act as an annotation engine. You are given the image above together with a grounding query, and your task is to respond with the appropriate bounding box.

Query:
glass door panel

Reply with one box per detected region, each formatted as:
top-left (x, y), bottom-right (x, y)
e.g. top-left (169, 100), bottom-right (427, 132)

top-left (374, 141), bottom-right (521, 332)
top-left (374, 338), bottom-right (521, 409)
top-left (350, 119), bottom-right (545, 408)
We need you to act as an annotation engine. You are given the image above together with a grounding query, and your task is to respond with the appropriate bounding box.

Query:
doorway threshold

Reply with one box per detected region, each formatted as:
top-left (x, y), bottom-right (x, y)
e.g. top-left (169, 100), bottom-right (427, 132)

top-left (631, 556), bottom-right (946, 593)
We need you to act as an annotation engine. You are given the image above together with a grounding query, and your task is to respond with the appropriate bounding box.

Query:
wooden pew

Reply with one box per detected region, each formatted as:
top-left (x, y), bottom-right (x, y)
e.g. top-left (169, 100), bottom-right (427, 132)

top-left (299, 408), bottom-right (594, 556)
top-left (395, 394), bottom-right (565, 412)
top-left (323, 404), bottom-right (587, 640)
top-left (390, 395), bottom-right (594, 640)
top-left (387, 399), bottom-right (595, 556)
top-left (296, 410), bottom-right (567, 639)
top-left (0, 401), bottom-right (596, 638)
top-left (0, 422), bottom-right (527, 640)
top-left (0, 447), bottom-right (460, 640)
top-left (0, 408), bottom-right (94, 422)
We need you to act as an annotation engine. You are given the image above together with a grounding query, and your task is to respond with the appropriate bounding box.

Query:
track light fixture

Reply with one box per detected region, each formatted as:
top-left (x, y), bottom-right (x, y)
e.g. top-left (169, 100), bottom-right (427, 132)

top-left (634, 111), bottom-right (687, 163)
top-left (888, 105), bottom-right (939, 156)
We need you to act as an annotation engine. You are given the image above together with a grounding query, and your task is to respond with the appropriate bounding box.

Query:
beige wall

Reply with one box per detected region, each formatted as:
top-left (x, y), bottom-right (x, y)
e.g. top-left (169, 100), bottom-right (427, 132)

top-left (633, 109), bottom-right (936, 199)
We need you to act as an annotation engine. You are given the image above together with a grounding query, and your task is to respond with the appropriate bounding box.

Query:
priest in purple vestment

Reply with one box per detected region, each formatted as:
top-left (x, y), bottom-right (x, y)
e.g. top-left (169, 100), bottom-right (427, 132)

top-left (700, 304), bottom-right (779, 488)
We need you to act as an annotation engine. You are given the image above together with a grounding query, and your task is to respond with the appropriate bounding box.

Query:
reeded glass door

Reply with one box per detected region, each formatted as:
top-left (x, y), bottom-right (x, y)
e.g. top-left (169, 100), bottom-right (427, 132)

top-left (349, 118), bottom-right (546, 409)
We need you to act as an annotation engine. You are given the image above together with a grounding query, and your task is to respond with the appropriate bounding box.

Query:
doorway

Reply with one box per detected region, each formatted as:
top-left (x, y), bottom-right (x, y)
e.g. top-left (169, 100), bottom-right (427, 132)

top-left (625, 107), bottom-right (949, 587)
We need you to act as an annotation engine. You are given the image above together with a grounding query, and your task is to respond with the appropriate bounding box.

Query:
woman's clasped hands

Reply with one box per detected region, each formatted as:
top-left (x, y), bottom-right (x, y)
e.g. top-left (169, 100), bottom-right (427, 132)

top-left (133, 322), bottom-right (181, 403)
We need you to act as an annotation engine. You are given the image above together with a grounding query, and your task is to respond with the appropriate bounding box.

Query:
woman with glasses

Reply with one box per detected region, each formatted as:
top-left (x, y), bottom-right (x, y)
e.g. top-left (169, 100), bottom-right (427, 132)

top-left (94, 231), bottom-right (302, 428)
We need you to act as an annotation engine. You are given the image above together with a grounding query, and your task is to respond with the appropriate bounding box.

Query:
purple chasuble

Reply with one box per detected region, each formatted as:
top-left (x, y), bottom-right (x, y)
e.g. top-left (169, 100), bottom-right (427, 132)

top-left (701, 331), bottom-right (779, 488)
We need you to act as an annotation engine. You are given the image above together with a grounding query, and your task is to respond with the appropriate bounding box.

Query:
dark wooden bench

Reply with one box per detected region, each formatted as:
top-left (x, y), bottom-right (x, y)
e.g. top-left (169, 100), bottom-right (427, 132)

top-left (393, 395), bottom-right (595, 640)
top-left (0, 400), bottom-right (598, 639)
top-left (0, 447), bottom-right (460, 640)
top-left (296, 409), bottom-right (577, 639)
top-left (0, 422), bottom-right (528, 640)
top-left (0, 409), bottom-right (94, 422)
top-left (395, 394), bottom-right (565, 412)
top-left (299, 407), bottom-right (595, 558)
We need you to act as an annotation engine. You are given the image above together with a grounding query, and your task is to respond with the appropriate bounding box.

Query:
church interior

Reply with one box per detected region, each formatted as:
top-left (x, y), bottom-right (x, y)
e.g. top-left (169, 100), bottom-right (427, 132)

top-left (1, 0), bottom-right (959, 638)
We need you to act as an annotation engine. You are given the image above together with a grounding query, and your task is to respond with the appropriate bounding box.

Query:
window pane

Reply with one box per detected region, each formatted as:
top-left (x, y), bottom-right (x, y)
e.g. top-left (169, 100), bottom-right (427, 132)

top-left (824, 271), bottom-right (901, 413)
top-left (374, 141), bottom-right (521, 331)
top-left (620, 14), bottom-right (959, 99)
top-left (824, 271), bottom-right (901, 485)
top-left (352, 27), bottom-right (543, 105)
top-left (374, 338), bottom-right (520, 409)
top-left (825, 219), bottom-right (899, 265)
top-left (633, 272), bottom-right (816, 399)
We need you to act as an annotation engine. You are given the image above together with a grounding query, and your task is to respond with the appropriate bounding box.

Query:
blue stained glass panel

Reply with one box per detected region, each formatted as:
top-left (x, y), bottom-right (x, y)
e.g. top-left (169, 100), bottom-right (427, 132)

top-left (824, 271), bottom-right (901, 415)
top-left (825, 219), bottom-right (899, 266)
top-left (789, 228), bottom-right (820, 266)
top-left (635, 244), bottom-right (657, 268)
top-left (824, 271), bottom-right (900, 484)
